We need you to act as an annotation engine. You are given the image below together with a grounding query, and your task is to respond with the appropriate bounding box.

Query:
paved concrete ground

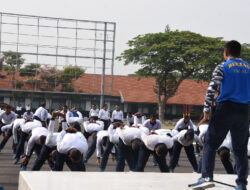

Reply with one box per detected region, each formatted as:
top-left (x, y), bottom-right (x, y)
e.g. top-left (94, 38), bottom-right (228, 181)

top-left (0, 126), bottom-right (248, 190)
top-left (19, 172), bottom-right (244, 190)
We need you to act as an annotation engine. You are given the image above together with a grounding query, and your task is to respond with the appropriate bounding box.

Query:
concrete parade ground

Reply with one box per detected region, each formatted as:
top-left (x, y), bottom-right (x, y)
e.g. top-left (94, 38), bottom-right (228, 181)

top-left (0, 136), bottom-right (249, 190)
top-left (19, 172), bottom-right (250, 190)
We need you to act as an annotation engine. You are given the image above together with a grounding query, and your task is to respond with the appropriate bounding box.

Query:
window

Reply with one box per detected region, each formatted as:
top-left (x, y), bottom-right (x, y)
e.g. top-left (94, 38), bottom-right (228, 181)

top-left (166, 104), bottom-right (172, 114)
top-left (176, 105), bottom-right (183, 116)
top-left (51, 99), bottom-right (66, 110)
top-left (32, 98), bottom-right (45, 109)
top-left (142, 106), bottom-right (149, 114)
top-left (0, 97), bottom-right (4, 103)
top-left (71, 100), bottom-right (86, 112)
top-left (10, 97), bottom-right (25, 107)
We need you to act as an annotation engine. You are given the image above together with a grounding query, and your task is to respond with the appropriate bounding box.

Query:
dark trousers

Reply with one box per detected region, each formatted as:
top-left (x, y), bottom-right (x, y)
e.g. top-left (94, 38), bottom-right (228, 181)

top-left (201, 101), bottom-right (249, 186)
top-left (0, 122), bottom-right (6, 135)
top-left (17, 111), bottom-right (22, 118)
top-left (85, 132), bottom-right (97, 160)
top-left (12, 130), bottom-right (21, 154)
top-left (217, 147), bottom-right (234, 174)
top-left (198, 153), bottom-right (234, 174)
top-left (170, 141), bottom-right (198, 171)
top-left (15, 131), bottom-right (28, 159)
top-left (58, 123), bottom-right (62, 132)
top-left (0, 128), bottom-right (12, 150)
top-left (113, 119), bottom-right (122, 123)
top-left (195, 130), bottom-right (201, 154)
top-left (128, 122), bottom-right (134, 126)
top-left (31, 145), bottom-right (55, 171)
top-left (53, 151), bottom-right (85, 171)
top-left (100, 138), bottom-right (115, 170)
top-left (116, 138), bottom-right (138, 171)
top-left (135, 142), bottom-right (169, 172)
top-left (197, 157), bottom-right (202, 173)
top-left (101, 119), bottom-right (110, 130)
top-left (22, 144), bottom-right (42, 167)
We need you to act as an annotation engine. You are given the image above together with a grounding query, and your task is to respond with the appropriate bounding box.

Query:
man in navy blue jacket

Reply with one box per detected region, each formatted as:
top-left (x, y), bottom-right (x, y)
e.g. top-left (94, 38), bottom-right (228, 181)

top-left (192, 40), bottom-right (250, 190)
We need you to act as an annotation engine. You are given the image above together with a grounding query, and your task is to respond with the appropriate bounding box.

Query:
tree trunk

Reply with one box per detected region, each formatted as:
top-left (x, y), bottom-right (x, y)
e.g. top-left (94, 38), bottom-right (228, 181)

top-left (158, 102), bottom-right (165, 121)
top-left (156, 77), bottom-right (168, 121)
top-left (156, 78), bottom-right (163, 120)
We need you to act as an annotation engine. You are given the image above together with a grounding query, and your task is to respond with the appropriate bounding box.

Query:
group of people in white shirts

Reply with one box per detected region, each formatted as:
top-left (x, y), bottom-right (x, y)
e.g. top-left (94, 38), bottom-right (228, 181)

top-left (0, 102), bottom-right (248, 174)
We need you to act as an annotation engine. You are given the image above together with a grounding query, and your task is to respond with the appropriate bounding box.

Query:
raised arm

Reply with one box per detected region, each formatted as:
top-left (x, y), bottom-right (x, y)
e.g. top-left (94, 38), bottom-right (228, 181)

top-left (25, 135), bottom-right (36, 158)
top-left (108, 124), bottom-right (115, 137)
top-left (189, 120), bottom-right (197, 131)
top-left (13, 121), bottom-right (19, 144)
top-left (203, 64), bottom-right (223, 113)
top-left (96, 134), bottom-right (102, 158)
top-left (194, 134), bottom-right (203, 146)
top-left (56, 130), bottom-right (66, 145)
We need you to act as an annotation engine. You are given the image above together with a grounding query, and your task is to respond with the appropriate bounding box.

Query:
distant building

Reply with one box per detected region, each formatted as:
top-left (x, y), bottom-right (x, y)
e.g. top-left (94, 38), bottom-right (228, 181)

top-left (1, 73), bottom-right (248, 120)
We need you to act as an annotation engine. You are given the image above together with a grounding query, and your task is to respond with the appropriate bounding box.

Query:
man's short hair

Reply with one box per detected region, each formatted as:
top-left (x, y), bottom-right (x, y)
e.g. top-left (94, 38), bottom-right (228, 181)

top-left (184, 115), bottom-right (190, 120)
top-left (41, 103), bottom-right (46, 107)
top-left (224, 40), bottom-right (241, 57)
top-left (131, 138), bottom-right (141, 151)
top-left (69, 148), bottom-right (82, 163)
top-left (103, 104), bottom-right (107, 108)
top-left (102, 136), bottom-right (108, 147)
top-left (150, 114), bottom-right (157, 119)
top-left (72, 122), bottom-right (81, 132)
top-left (5, 105), bottom-right (11, 109)
top-left (39, 135), bottom-right (47, 145)
top-left (63, 105), bottom-right (68, 109)
top-left (89, 118), bottom-right (95, 123)
top-left (155, 143), bottom-right (168, 157)
top-left (185, 129), bottom-right (194, 140)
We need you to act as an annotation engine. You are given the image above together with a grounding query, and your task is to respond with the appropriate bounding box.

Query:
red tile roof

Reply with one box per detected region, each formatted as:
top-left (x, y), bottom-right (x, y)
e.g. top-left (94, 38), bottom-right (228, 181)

top-left (75, 74), bottom-right (209, 105)
top-left (0, 72), bottom-right (209, 106)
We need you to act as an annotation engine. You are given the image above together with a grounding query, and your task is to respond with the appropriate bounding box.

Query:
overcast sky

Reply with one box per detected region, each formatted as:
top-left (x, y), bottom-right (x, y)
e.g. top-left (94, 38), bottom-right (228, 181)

top-left (1, 0), bottom-right (250, 75)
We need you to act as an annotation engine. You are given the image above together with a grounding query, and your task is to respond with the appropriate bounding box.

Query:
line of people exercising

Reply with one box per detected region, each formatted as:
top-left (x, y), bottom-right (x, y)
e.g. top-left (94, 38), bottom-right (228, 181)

top-left (0, 103), bottom-right (243, 174)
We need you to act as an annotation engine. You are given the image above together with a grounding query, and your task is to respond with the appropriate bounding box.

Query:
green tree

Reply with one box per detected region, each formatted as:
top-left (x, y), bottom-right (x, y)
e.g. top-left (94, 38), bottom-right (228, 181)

top-left (2, 51), bottom-right (25, 88)
top-left (118, 30), bottom-right (225, 120)
top-left (20, 63), bottom-right (41, 89)
top-left (20, 63), bottom-right (41, 76)
top-left (59, 65), bottom-right (85, 92)
top-left (40, 66), bottom-right (59, 91)
top-left (3, 51), bottom-right (24, 70)
top-left (241, 43), bottom-right (250, 62)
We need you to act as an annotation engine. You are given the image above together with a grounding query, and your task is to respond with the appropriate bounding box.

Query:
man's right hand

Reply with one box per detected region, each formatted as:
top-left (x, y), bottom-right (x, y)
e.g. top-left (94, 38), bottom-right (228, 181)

top-left (96, 158), bottom-right (101, 166)
top-left (198, 112), bottom-right (210, 126)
